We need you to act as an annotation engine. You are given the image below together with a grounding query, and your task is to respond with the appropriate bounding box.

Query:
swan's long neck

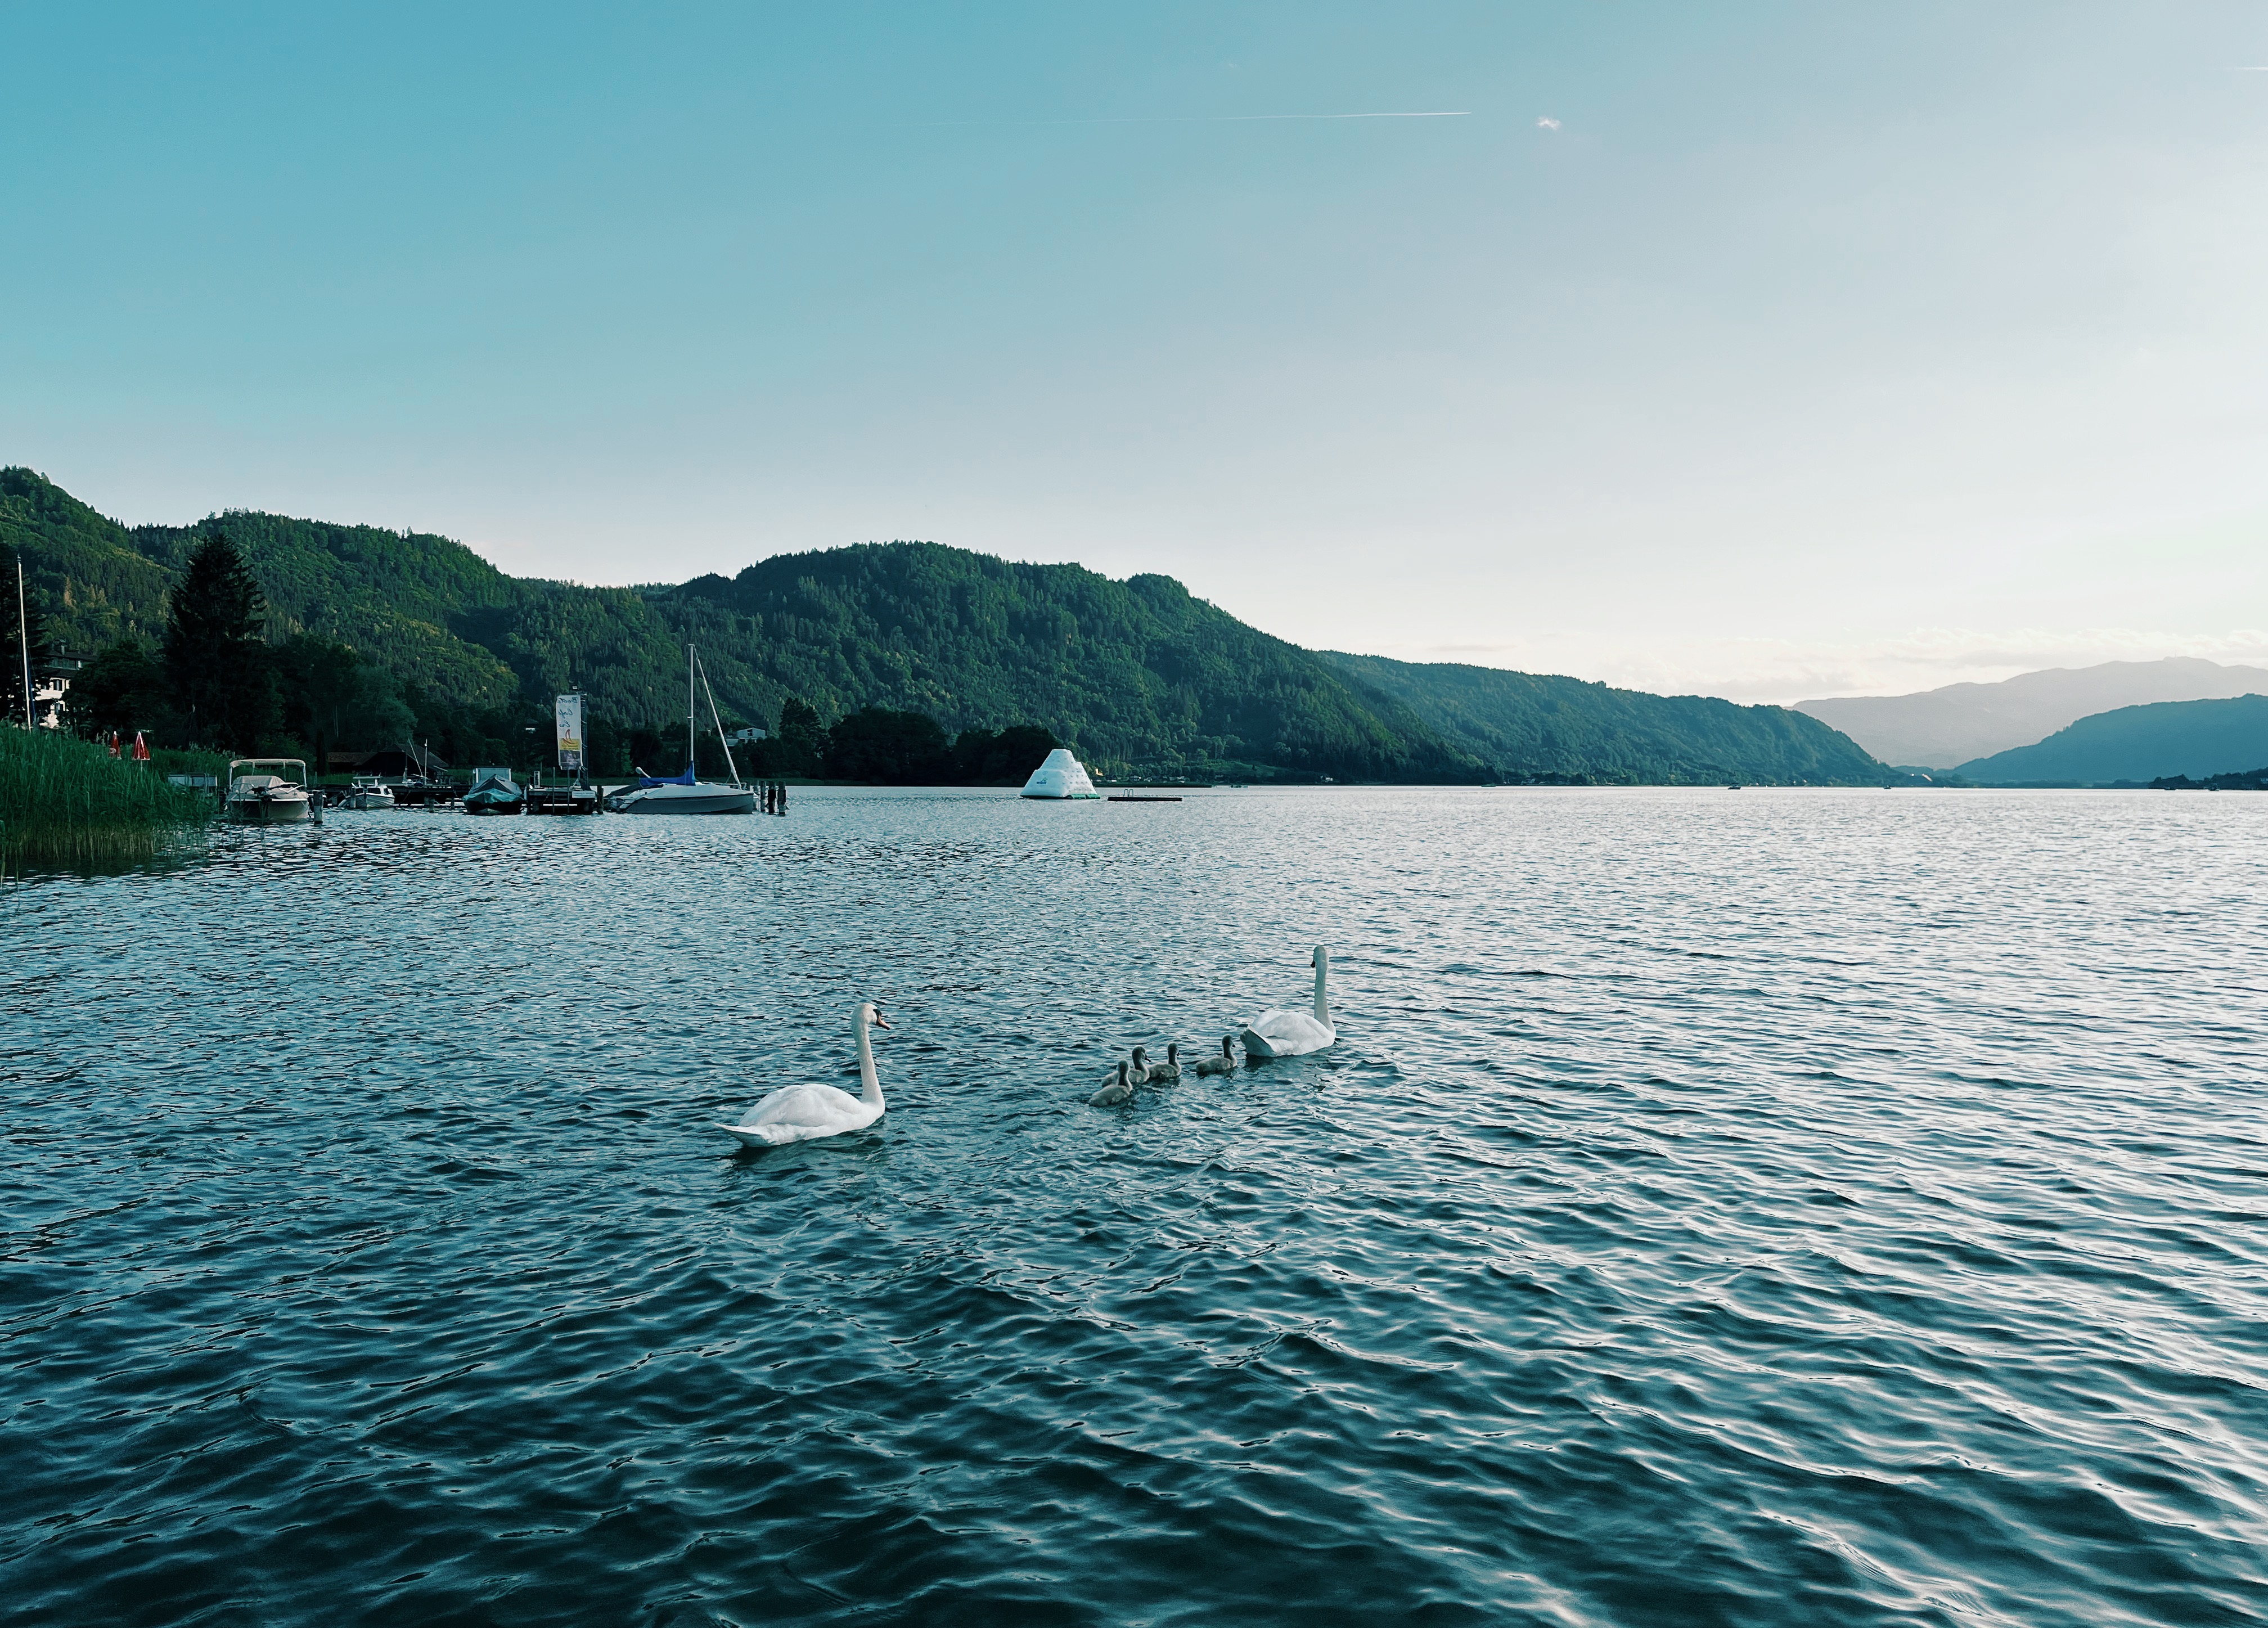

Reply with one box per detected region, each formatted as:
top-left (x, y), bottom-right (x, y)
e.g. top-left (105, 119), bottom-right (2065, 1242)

top-left (1313, 950), bottom-right (1330, 1027)
top-left (856, 1013), bottom-right (883, 1107)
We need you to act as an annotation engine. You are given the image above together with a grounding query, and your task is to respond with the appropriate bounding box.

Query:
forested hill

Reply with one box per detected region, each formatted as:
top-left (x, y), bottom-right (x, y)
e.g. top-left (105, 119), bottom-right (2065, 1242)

top-left (0, 469), bottom-right (1475, 780)
top-left (1321, 652), bottom-right (1893, 785)
top-left (657, 545), bottom-right (1476, 781)
top-left (3, 466), bottom-right (1896, 783)
top-left (1951, 694), bottom-right (2268, 786)
top-left (0, 467), bottom-right (687, 723)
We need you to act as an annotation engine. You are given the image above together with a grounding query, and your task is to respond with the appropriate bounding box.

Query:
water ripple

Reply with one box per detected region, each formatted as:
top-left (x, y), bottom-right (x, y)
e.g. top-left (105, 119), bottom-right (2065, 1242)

top-left (3, 788), bottom-right (2265, 1625)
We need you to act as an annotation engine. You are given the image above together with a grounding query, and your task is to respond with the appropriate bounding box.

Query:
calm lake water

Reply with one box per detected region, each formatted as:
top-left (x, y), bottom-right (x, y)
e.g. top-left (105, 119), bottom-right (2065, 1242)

top-left (4, 788), bottom-right (2265, 1626)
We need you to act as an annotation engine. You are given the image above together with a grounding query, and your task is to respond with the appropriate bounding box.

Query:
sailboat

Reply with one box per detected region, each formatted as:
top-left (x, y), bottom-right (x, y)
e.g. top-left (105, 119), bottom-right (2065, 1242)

top-left (606, 648), bottom-right (759, 815)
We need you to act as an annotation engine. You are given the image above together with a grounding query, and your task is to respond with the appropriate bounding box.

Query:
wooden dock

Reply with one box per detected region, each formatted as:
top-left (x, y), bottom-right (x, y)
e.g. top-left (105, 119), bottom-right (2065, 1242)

top-left (526, 786), bottom-right (601, 815)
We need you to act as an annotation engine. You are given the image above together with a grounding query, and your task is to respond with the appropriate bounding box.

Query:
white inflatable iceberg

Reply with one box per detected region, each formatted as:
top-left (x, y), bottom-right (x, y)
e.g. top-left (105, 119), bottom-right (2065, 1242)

top-left (1020, 748), bottom-right (1101, 799)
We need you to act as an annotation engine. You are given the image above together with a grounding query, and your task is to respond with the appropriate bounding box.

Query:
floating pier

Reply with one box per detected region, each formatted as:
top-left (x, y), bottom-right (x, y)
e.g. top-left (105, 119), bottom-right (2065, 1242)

top-left (526, 786), bottom-right (601, 815)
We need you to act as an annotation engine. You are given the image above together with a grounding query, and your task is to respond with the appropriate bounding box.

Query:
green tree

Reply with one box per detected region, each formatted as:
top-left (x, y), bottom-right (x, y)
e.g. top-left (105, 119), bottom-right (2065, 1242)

top-left (626, 724), bottom-right (669, 776)
top-left (948, 723), bottom-right (1058, 784)
top-left (164, 532), bottom-right (276, 750)
top-left (274, 635), bottom-right (366, 771)
top-left (68, 636), bottom-right (169, 740)
top-left (823, 707), bottom-right (950, 783)
top-left (773, 696), bottom-right (825, 775)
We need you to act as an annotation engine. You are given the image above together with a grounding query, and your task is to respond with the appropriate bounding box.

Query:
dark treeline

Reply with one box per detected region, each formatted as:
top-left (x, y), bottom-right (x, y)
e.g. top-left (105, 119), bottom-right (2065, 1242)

top-left (60, 533), bottom-right (559, 773)
top-left (52, 533), bottom-right (1059, 784)
top-left (2148, 765), bottom-right (2268, 791)
top-left (632, 709), bottom-right (1058, 786)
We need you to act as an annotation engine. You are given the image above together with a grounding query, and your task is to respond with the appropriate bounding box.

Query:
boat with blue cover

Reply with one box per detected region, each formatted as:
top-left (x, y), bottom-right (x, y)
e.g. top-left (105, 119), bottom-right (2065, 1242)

top-left (604, 647), bottom-right (757, 815)
top-left (606, 763), bottom-right (756, 815)
top-left (462, 767), bottom-right (524, 815)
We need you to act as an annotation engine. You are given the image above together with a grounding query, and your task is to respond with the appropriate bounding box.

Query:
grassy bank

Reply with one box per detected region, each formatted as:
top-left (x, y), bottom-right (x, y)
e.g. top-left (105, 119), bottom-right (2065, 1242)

top-left (0, 728), bottom-right (215, 874)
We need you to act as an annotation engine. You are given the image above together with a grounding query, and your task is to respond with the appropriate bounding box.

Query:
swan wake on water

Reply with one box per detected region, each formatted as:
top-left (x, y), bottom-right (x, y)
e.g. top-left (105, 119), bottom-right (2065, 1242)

top-left (718, 1002), bottom-right (890, 1148)
top-left (1239, 946), bottom-right (1336, 1058)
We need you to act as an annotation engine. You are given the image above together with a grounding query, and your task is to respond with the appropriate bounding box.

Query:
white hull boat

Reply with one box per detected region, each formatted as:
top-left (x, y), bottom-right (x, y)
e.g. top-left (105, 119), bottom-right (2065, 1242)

top-left (340, 775), bottom-right (395, 810)
top-left (604, 646), bottom-right (758, 815)
top-left (1021, 747), bottom-right (1100, 799)
top-left (226, 758), bottom-right (316, 825)
top-left (609, 780), bottom-right (758, 815)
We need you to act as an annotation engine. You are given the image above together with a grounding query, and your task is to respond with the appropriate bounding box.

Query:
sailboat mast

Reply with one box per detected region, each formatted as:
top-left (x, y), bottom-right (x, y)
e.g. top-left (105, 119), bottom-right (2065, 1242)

top-left (695, 651), bottom-right (743, 788)
top-left (687, 646), bottom-right (696, 776)
top-left (17, 560), bottom-right (30, 730)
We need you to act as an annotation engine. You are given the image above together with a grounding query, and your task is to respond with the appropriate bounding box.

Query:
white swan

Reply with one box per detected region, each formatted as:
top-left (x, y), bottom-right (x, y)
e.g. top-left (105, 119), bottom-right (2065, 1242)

top-left (1089, 1059), bottom-right (1135, 1106)
top-left (1193, 1036), bottom-right (1236, 1077)
top-left (718, 1002), bottom-right (891, 1148)
top-left (1238, 946), bottom-right (1336, 1058)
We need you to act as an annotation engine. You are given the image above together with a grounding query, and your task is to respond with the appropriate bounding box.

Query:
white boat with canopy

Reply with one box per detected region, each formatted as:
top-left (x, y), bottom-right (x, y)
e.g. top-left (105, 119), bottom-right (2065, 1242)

top-left (340, 774), bottom-right (395, 809)
top-left (1020, 748), bottom-right (1100, 799)
top-left (606, 647), bottom-right (758, 815)
top-left (226, 758), bottom-right (316, 824)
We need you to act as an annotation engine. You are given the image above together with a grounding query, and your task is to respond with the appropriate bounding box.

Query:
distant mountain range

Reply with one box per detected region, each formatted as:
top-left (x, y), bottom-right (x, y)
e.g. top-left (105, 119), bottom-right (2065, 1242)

top-left (1796, 659), bottom-right (2268, 768)
top-left (3, 466), bottom-right (1899, 784)
top-left (1952, 695), bottom-right (2268, 785)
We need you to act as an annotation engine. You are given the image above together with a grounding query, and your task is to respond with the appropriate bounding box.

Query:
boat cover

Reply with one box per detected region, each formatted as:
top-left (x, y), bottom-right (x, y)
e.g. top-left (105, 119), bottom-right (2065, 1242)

top-left (637, 765), bottom-right (699, 788)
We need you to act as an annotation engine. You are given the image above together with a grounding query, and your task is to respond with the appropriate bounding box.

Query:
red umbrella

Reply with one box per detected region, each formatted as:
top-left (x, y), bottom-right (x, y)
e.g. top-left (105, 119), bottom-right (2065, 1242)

top-left (132, 731), bottom-right (150, 762)
top-left (108, 731), bottom-right (120, 758)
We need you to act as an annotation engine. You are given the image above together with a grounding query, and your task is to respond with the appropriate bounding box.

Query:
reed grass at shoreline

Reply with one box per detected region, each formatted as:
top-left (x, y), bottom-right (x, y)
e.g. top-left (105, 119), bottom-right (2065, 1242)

top-left (0, 729), bottom-right (216, 874)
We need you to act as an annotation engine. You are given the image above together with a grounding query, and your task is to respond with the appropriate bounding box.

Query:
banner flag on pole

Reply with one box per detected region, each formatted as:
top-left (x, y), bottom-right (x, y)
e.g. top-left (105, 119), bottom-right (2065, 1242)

top-left (555, 694), bottom-right (585, 773)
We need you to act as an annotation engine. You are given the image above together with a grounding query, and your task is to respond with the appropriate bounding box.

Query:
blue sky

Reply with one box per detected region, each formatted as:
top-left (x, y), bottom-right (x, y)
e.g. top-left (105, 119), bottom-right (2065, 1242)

top-left (7, 2), bottom-right (2267, 699)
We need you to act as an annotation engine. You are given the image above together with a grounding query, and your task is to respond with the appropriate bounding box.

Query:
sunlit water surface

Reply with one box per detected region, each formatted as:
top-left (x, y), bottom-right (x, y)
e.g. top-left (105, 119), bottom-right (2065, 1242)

top-left (4, 788), bottom-right (2265, 1626)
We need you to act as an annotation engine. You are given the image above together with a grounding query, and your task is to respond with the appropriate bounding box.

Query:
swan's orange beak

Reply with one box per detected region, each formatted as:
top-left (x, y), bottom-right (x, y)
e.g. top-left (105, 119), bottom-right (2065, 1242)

top-left (870, 1011), bottom-right (892, 1029)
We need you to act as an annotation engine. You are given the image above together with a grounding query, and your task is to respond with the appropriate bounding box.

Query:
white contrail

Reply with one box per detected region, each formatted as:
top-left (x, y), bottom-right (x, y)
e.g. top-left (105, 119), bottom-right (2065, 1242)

top-left (917, 111), bottom-right (1473, 127)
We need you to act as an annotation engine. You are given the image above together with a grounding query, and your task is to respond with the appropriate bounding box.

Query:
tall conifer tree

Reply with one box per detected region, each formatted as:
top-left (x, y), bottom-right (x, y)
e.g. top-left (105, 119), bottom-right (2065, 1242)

top-left (165, 531), bottom-right (277, 749)
top-left (774, 696), bottom-right (825, 775)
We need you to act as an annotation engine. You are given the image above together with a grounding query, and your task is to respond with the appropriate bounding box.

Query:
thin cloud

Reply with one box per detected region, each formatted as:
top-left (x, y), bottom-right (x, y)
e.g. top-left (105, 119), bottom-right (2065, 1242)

top-left (915, 111), bottom-right (1472, 127)
top-left (1537, 115), bottom-right (1562, 131)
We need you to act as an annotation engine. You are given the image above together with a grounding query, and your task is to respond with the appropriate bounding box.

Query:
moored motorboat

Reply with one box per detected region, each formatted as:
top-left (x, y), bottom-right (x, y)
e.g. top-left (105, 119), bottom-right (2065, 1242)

top-left (340, 775), bottom-right (395, 810)
top-left (226, 759), bottom-right (316, 824)
top-left (462, 767), bottom-right (525, 815)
